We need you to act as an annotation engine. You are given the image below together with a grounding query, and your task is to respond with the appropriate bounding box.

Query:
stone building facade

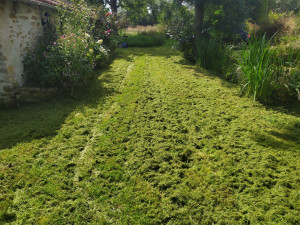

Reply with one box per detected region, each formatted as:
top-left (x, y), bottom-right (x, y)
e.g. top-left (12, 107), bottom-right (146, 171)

top-left (0, 0), bottom-right (61, 104)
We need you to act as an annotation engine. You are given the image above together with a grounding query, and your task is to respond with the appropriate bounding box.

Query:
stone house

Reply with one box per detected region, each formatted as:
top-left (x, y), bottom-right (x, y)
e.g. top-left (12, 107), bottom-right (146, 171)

top-left (0, 0), bottom-right (68, 104)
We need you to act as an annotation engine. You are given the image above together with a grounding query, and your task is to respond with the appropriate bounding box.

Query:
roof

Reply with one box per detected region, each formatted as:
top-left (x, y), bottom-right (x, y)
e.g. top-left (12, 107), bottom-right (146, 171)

top-left (32, 0), bottom-right (61, 7)
top-left (23, 0), bottom-right (72, 9)
top-left (32, 0), bottom-right (70, 7)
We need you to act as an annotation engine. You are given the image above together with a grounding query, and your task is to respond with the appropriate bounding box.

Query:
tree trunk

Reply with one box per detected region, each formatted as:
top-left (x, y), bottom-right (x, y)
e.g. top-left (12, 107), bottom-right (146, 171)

top-left (110, 0), bottom-right (118, 13)
top-left (194, 0), bottom-right (205, 57)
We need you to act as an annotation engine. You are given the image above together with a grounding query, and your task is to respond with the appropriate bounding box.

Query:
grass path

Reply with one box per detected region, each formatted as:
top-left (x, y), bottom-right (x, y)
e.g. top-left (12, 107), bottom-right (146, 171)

top-left (0, 45), bottom-right (300, 224)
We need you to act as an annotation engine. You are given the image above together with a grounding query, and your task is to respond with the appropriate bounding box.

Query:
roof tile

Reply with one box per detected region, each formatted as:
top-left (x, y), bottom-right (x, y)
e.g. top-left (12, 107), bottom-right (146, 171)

top-left (31, 0), bottom-right (70, 7)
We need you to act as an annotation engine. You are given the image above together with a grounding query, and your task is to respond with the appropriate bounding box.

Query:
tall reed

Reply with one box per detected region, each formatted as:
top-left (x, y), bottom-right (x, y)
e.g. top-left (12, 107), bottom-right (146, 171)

top-left (237, 35), bottom-right (277, 101)
top-left (196, 38), bottom-right (228, 74)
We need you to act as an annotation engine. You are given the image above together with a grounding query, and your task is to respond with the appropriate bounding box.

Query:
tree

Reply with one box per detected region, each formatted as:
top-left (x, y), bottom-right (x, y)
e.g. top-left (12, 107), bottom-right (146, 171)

top-left (194, 0), bottom-right (205, 53)
top-left (105, 0), bottom-right (118, 13)
top-left (246, 0), bottom-right (269, 23)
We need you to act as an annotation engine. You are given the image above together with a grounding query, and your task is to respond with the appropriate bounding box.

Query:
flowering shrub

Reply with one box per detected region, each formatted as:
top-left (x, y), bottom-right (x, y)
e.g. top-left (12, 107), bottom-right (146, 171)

top-left (92, 10), bottom-right (128, 52)
top-left (23, 0), bottom-right (125, 88)
top-left (161, 5), bottom-right (195, 61)
top-left (24, 29), bottom-right (108, 87)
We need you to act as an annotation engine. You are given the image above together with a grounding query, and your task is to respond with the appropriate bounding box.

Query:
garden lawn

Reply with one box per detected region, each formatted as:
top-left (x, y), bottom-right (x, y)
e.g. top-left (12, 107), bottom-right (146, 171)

top-left (0, 44), bottom-right (300, 224)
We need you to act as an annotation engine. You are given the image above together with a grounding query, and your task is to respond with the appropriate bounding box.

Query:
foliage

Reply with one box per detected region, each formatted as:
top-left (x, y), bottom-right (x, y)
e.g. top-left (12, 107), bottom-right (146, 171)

top-left (162, 0), bottom-right (248, 77)
top-left (23, 30), bottom-right (108, 87)
top-left (162, 4), bottom-right (194, 42)
top-left (121, 0), bottom-right (151, 26)
top-left (23, 1), bottom-right (123, 88)
top-left (117, 0), bottom-right (166, 26)
top-left (162, 2), bottom-right (195, 60)
top-left (86, 0), bottom-right (105, 6)
top-left (246, 0), bottom-right (269, 23)
top-left (203, 0), bottom-right (248, 41)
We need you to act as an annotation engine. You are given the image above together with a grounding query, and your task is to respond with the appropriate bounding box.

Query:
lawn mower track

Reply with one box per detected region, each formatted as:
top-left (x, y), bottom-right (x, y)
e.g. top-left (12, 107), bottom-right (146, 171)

top-left (0, 46), bottom-right (299, 224)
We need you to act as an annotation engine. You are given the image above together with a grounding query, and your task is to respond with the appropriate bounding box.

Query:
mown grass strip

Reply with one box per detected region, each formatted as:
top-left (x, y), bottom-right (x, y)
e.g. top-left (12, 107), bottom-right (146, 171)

top-left (0, 45), bottom-right (300, 224)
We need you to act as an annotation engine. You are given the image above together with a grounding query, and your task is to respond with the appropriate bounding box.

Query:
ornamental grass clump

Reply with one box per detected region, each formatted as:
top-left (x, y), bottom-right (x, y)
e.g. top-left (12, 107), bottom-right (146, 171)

top-left (196, 38), bottom-right (229, 75)
top-left (237, 35), bottom-right (278, 101)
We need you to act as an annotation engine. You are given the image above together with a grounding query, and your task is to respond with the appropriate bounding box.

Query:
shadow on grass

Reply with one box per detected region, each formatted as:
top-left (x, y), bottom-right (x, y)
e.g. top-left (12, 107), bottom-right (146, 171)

top-left (1, 45), bottom-right (297, 150)
top-left (0, 69), bottom-right (115, 150)
top-left (252, 122), bottom-right (300, 151)
top-left (265, 101), bottom-right (300, 118)
top-left (0, 45), bottom-right (179, 150)
top-left (0, 45), bottom-right (177, 150)
top-left (116, 45), bottom-right (180, 62)
top-left (175, 55), bottom-right (300, 117)
top-left (175, 58), bottom-right (239, 92)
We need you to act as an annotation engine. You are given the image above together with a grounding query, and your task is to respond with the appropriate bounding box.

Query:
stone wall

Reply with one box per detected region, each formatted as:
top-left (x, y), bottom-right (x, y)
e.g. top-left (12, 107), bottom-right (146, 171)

top-left (0, 0), bottom-right (56, 104)
top-left (15, 86), bottom-right (60, 103)
top-left (0, 45), bottom-right (14, 104)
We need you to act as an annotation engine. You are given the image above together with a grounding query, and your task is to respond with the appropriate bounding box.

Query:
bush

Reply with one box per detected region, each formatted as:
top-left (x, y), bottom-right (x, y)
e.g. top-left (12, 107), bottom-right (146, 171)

top-left (23, 1), bottom-right (124, 89)
top-left (163, 5), bottom-right (194, 42)
top-left (23, 30), bottom-right (108, 87)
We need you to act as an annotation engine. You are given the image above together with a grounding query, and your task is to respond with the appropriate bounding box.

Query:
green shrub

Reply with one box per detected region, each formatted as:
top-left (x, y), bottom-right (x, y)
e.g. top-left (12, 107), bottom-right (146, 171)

top-left (23, 1), bottom-right (125, 89)
top-left (126, 31), bottom-right (166, 47)
top-left (23, 30), bottom-right (108, 88)
top-left (163, 6), bottom-right (194, 42)
top-left (196, 38), bottom-right (229, 74)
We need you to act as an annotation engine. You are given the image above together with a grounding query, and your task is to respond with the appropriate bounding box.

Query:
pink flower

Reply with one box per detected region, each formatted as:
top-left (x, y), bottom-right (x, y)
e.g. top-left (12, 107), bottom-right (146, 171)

top-left (104, 29), bottom-right (112, 35)
top-left (247, 34), bottom-right (251, 38)
top-left (54, 42), bottom-right (56, 45)
top-left (106, 12), bottom-right (112, 16)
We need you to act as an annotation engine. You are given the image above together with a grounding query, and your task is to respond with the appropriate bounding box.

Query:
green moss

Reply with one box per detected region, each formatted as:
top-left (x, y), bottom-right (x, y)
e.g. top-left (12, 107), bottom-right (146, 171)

top-left (0, 45), bottom-right (299, 224)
